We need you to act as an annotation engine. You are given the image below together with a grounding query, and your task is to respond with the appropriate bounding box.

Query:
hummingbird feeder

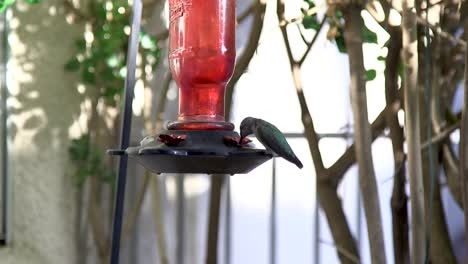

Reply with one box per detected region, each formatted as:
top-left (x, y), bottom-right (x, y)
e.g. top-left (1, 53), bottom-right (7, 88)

top-left (108, 0), bottom-right (272, 263)
top-left (109, 0), bottom-right (272, 175)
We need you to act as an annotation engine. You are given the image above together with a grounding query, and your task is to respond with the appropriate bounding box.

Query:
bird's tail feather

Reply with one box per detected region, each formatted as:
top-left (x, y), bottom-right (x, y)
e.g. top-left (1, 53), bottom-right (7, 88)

top-left (294, 158), bottom-right (303, 169)
top-left (285, 155), bottom-right (303, 169)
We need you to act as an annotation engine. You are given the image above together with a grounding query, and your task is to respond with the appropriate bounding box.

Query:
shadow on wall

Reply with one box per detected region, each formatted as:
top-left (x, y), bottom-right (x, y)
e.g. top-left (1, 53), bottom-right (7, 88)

top-left (2, 1), bottom-right (85, 263)
top-left (9, 1), bottom-right (83, 148)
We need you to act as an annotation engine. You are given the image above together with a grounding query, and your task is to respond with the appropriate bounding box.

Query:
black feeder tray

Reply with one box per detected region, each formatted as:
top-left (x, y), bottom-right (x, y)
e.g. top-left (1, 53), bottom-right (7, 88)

top-left (108, 129), bottom-right (273, 175)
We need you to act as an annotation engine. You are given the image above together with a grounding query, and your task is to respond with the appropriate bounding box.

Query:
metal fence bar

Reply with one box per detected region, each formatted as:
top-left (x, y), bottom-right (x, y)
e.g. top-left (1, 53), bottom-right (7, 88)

top-left (224, 177), bottom-right (231, 264)
top-left (206, 175), bottom-right (226, 264)
top-left (269, 159), bottom-right (277, 264)
top-left (176, 175), bottom-right (185, 264)
top-left (313, 204), bottom-right (320, 264)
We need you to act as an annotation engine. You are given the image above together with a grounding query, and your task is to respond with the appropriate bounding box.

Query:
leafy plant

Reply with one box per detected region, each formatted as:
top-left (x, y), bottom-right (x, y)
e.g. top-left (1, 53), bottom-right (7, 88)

top-left (63, 0), bottom-right (161, 186)
top-left (301, 0), bottom-right (321, 30)
top-left (324, 8), bottom-right (378, 53)
top-left (69, 134), bottom-right (114, 187)
top-left (0, 0), bottom-right (40, 12)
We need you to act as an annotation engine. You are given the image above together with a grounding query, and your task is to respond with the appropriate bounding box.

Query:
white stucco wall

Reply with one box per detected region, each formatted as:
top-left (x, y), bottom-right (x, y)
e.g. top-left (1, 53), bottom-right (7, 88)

top-left (0, 1), bottom-right (83, 263)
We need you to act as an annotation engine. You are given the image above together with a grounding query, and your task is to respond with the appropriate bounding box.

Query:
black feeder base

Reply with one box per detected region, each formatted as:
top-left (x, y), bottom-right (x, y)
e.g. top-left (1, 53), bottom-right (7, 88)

top-left (108, 130), bottom-right (273, 175)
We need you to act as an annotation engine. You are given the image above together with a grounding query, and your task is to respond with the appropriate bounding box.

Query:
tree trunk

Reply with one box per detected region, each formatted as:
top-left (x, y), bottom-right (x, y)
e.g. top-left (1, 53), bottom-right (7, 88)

top-left (421, 35), bottom-right (457, 264)
top-left (460, 20), bottom-right (468, 255)
top-left (384, 26), bottom-right (410, 264)
top-left (402, 0), bottom-right (426, 261)
top-left (342, 6), bottom-right (387, 264)
top-left (276, 0), bottom-right (359, 261)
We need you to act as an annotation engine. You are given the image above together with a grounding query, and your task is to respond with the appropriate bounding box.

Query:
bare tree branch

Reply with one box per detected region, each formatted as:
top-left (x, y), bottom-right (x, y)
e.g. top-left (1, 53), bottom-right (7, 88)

top-left (431, 49), bottom-right (464, 208)
top-left (151, 174), bottom-right (170, 264)
top-left (298, 17), bottom-right (327, 65)
top-left (121, 173), bottom-right (151, 242)
top-left (460, 19), bottom-right (468, 254)
top-left (277, 0), bottom-right (359, 262)
top-left (225, 1), bottom-right (266, 119)
top-left (327, 100), bottom-right (388, 183)
top-left (342, 4), bottom-right (386, 263)
top-left (384, 25), bottom-right (410, 264)
top-left (88, 176), bottom-right (109, 260)
top-left (296, 24), bottom-right (310, 45)
top-left (421, 121), bottom-right (459, 150)
top-left (402, 0), bottom-right (426, 260)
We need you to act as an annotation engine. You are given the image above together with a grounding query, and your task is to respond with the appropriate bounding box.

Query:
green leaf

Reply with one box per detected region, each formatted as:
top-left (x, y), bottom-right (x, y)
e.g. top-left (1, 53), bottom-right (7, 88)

top-left (82, 67), bottom-right (96, 84)
top-left (101, 86), bottom-right (120, 100)
top-left (335, 35), bottom-right (346, 53)
top-left (69, 135), bottom-right (90, 161)
top-left (377, 56), bottom-right (386, 61)
top-left (75, 167), bottom-right (90, 187)
top-left (75, 39), bottom-right (87, 52)
top-left (106, 55), bottom-right (121, 68)
top-left (119, 66), bottom-right (127, 78)
top-left (335, 10), bottom-right (343, 19)
top-left (0, 0), bottom-right (15, 13)
top-left (100, 67), bottom-right (115, 81)
top-left (302, 15), bottom-right (320, 30)
top-left (303, 0), bottom-right (316, 8)
top-left (140, 32), bottom-right (157, 50)
top-left (24, 0), bottom-right (40, 3)
top-left (366, 69), bottom-right (377, 81)
top-left (362, 25), bottom-right (378, 44)
top-left (100, 171), bottom-right (115, 184)
top-left (64, 57), bottom-right (81, 72)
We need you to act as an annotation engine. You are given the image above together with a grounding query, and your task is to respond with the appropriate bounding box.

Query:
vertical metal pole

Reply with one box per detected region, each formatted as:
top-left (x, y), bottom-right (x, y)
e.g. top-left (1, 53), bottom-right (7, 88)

top-left (357, 180), bottom-right (362, 257)
top-left (109, 1), bottom-right (142, 263)
top-left (224, 177), bottom-right (231, 264)
top-left (269, 159), bottom-right (277, 264)
top-left (176, 175), bottom-right (185, 264)
top-left (206, 175), bottom-right (225, 264)
top-left (313, 203), bottom-right (319, 264)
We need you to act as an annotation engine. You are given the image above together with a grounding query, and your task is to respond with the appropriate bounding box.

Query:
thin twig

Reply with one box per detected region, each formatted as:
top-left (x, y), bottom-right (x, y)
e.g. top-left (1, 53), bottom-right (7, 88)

top-left (421, 121), bottom-right (460, 150)
top-left (225, 1), bottom-right (266, 118)
top-left (296, 23), bottom-right (310, 45)
top-left (278, 3), bottom-right (326, 27)
top-left (414, 14), bottom-right (466, 48)
top-left (299, 16), bottom-right (327, 65)
top-left (277, 0), bottom-right (360, 263)
top-left (365, 5), bottom-right (467, 48)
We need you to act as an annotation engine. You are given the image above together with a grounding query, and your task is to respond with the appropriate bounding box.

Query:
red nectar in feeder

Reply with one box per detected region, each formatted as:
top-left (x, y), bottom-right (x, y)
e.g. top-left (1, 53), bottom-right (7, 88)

top-left (168, 0), bottom-right (236, 130)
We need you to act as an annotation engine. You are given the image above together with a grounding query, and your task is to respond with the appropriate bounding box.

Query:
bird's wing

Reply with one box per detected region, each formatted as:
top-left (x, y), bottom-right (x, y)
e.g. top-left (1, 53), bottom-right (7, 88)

top-left (255, 121), bottom-right (297, 158)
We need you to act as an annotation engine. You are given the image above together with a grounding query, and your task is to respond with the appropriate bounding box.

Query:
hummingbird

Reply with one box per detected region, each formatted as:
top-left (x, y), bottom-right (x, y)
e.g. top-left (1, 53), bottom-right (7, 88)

top-left (240, 117), bottom-right (303, 169)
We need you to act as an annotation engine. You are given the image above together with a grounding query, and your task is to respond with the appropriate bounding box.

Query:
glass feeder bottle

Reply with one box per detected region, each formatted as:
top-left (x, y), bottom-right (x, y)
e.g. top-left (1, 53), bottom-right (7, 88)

top-left (167, 0), bottom-right (236, 130)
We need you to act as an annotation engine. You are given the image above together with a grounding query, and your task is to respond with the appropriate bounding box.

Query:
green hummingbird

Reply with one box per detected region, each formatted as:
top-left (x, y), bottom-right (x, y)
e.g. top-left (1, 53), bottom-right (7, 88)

top-left (240, 117), bottom-right (303, 169)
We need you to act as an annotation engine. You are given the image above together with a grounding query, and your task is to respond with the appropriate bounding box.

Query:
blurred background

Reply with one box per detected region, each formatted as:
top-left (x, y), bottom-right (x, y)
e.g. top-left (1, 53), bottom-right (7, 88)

top-left (0, 0), bottom-right (466, 263)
